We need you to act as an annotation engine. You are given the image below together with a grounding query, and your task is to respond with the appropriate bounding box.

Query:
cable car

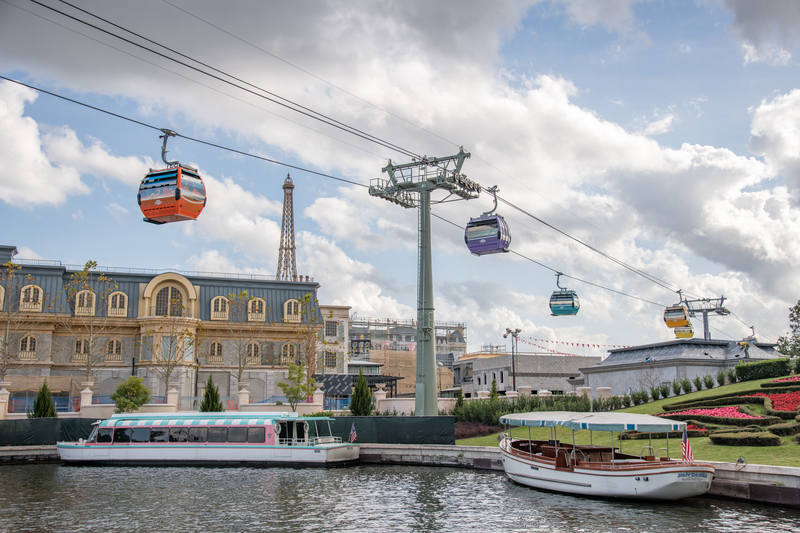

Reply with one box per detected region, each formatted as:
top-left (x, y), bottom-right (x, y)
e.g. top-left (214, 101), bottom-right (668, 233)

top-left (465, 186), bottom-right (511, 255)
top-left (663, 306), bottom-right (690, 328)
top-left (138, 129), bottom-right (206, 225)
top-left (549, 273), bottom-right (580, 316)
top-left (674, 324), bottom-right (694, 339)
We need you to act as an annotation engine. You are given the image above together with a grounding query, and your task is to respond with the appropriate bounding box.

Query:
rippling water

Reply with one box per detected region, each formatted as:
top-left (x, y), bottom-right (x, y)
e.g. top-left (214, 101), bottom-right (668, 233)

top-left (0, 464), bottom-right (798, 533)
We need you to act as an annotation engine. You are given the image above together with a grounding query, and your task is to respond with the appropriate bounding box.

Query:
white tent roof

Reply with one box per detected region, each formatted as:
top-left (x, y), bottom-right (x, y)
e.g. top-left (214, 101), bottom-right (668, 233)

top-left (499, 411), bottom-right (685, 432)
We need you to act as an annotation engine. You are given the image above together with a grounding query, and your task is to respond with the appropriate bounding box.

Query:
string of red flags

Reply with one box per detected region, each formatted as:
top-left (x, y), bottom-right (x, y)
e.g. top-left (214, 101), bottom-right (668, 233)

top-left (518, 338), bottom-right (580, 356)
top-left (520, 337), bottom-right (631, 349)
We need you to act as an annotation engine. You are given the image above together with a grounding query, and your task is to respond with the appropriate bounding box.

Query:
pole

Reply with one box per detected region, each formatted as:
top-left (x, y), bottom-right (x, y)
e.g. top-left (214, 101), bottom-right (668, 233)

top-left (416, 187), bottom-right (437, 416)
top-left (703, 311), bottom-right (711, 340)
top-left (512, 335), bottom-right (517, 391)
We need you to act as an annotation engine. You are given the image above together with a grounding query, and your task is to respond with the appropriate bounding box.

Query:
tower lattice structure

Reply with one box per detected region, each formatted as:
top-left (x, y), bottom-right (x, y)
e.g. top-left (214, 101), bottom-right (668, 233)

top-left (276, 173), bottom-right (298, 281)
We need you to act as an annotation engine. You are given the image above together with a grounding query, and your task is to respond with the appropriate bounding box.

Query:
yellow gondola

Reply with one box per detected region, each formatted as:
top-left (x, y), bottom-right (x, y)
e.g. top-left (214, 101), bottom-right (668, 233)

top-left (664, 306), bottom-right (690, 328)
top-left (674, 324), bottom-right (694, 339)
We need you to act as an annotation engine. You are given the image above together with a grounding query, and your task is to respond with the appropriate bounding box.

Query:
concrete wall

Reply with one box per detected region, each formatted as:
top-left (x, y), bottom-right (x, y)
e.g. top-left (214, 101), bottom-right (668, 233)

top-left (584, 361), bottom-right (733, 397)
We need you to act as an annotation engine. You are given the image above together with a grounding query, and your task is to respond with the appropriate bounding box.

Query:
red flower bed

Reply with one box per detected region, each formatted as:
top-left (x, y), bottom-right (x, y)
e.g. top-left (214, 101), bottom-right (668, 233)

top-left (685, 424), bottom-right (709, 432)
top-left (745, 391), bottom-right (800, 412)
top-left (662, 406), bottom-right (762, 419)
top-left (771, 376), bottom-right (800, 383)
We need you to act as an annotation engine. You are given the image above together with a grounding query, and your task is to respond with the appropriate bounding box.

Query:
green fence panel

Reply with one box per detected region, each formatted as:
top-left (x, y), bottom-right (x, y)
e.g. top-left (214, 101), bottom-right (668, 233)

top-left (331, 416), bottom-right (454, 445)
top-left (0, 418), bottom-right (61, 446)
top-left (60, 418), bottom-right (96, 443)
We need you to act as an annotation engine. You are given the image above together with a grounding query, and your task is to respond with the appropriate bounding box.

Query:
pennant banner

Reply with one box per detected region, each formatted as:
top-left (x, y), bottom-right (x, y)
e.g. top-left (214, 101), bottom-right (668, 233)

top-left (519, 337), bottom-right (631, 349)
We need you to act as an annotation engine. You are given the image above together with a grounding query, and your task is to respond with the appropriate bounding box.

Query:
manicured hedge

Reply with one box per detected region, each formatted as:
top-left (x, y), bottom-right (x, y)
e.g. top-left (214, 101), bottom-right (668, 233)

top-left (767, 422), bottom-right (800, 437)
top-left (663, 413), bottom-right (780, 426)
top-left (766, 408), bottom-right (799, 420)
top-left (735, 358), bottom-right (791, 382)
top-left (619, 429), bottom-right (709, 440)
top-left (709, 431), bottom-right (782, 446)
top-left (663, 385), bottom-right (800, 411)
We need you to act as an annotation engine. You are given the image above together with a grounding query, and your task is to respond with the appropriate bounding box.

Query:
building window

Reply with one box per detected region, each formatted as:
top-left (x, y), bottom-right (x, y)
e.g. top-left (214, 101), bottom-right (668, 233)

top-left (108, 292), bottom-right (127, 317)
top-left (75, 290), bottom-right (96, 316)
top-left (324, 351), bottom-right (337, 369)
top-left (209, 341), bottom-right (223, 364)
top-left (248, 298), bottom-right (266, 322)
top-left (284, 299), bottom-right (300, 323)
top-left (106, 339), bottom-right (123, 362)
top-left (500, 371), bottom-right (503, 384)
top-left (211, 296), bottom-right (228, 320)
top-left (281, 343), bottom-right (296, 364)
top-left (324, 321), bottom-right (338, 337)
top-left (477, 377), bottom-right (481, 386)
top-left (154, 286), bottom-right (183, 316)
top-left (20, 285), bottom-right (42, 312)
top-left (246, 342), bottom-right (259, 364)
top-left (74, 339), bottom-right (89, 362)
top-left (19, 335), bottom-right (36, 359)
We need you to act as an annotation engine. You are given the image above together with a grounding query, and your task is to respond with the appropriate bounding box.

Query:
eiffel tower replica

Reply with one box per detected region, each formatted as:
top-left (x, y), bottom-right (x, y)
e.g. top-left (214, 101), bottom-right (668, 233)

top-left (276, 173), bottom-right (298, 281)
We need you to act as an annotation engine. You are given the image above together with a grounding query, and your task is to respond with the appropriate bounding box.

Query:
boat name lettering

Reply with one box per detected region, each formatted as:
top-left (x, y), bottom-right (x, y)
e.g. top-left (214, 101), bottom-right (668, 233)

top-left (530, 466), bottom-right (539, 471)
top-left (677, 472), bottom-right (708, 479)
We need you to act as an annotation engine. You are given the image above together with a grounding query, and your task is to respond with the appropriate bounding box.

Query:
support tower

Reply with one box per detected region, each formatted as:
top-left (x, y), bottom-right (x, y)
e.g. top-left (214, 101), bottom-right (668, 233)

top-left (276, 174), bottom-right (298, 281)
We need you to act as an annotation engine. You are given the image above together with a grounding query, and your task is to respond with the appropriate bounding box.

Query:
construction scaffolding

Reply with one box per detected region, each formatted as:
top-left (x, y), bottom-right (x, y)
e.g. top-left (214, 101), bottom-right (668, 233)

top-left (349, 317), bottom-right (467, 363)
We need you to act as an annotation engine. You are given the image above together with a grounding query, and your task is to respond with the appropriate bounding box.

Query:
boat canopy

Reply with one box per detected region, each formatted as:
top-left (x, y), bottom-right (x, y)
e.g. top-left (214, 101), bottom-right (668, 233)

top-left (99, 411), bottom-right (333, 427)
top-left (499, 411), bottom-right (685, 433)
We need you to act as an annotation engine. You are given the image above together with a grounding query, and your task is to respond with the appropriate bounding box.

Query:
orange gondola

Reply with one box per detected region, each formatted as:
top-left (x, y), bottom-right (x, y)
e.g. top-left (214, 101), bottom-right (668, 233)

top-left (138, 129), bottom-right (206, 225)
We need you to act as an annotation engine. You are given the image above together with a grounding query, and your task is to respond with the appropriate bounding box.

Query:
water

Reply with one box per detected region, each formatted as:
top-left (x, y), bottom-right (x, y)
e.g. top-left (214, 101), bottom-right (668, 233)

top-left (0, 464), bottom-right (798, 533)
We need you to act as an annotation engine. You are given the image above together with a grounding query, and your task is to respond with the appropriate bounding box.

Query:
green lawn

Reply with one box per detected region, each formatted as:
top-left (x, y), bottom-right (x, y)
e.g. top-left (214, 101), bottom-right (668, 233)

top-left (456, 377), bottom-right (800, 467)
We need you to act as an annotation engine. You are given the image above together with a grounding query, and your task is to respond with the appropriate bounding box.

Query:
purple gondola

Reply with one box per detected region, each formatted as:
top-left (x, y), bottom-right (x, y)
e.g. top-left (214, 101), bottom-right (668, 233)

top-left (465, 185), bottom-right (512, 256)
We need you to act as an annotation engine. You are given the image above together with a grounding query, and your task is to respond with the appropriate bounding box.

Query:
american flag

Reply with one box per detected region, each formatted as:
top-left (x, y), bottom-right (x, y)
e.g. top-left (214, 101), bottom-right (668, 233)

top-left (682, 425), bottom-right (693, 462)
top-left (349, 422), bottom-right (357, 443)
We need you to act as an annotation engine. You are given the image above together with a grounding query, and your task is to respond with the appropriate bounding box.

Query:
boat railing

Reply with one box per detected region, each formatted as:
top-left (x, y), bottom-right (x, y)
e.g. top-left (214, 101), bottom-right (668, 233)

top-left (639, 445), bottom-right (655, 458)
top-left (310, 436), bottom-right (342, 445)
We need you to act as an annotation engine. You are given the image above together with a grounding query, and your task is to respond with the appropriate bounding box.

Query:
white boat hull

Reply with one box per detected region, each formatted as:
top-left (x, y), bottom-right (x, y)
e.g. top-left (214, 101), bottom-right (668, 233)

top-left (57, 442), bottom-right (360, 466)
top-left (501, 440), bottom-right (714, 500)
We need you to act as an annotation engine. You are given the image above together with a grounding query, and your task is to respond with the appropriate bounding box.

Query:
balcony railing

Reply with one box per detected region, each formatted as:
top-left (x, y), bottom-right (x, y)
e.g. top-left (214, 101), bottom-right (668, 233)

top-left (20, 302), bottom-right (41, 312)
top-left (108, 307), bottom-right (127, 317)
top-left (72, 353), bottom-right (88, 363)
top-left (208, 356), bottom-right (223, 365)
top-left (18, 351), bottom-right (36, 360)
top-left (75, 306), bottom-right (95, 317)
top-left (211, 310), bottom-right (228, 320)
top-left (149, 306), bottom-right (193, 318)
top-left (245, 355), bottom-right (259, 365)
top-left (105, 353), bottom-right (122, 362)
top-left (248, 312), bottom-right (265, 322)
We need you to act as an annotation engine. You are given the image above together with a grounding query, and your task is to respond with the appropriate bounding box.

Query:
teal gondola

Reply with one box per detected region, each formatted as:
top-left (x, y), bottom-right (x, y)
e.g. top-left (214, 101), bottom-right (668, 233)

top-left (549, 273), bottom-right (580, 316)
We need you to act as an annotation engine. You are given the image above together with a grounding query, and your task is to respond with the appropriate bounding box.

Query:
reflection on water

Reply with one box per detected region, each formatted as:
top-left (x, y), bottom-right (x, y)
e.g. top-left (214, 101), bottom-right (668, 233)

top-left (0, 464), bottom-right (798, 533)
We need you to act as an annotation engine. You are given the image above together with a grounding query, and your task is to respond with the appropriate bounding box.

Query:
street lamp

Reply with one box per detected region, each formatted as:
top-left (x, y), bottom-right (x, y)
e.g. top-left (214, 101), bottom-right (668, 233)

top-left (503, 328), bottom-right (521, 391)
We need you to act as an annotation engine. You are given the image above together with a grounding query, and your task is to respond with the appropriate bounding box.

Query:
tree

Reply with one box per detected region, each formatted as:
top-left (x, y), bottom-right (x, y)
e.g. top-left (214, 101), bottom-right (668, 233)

top-left (489, 378), bottom-right (499, 401)
top-left (56, 261), bottom-right (123, 383)
top-left (278, 360), bottom-right (316, 412)
top-left (141, 297), bottom-right (202, 398)
top-left (454, 388), bottom-right (464, 411)
top-left (109, 376), bottom-right (151, 414)
top-left (777, 300), bottom-right (800, 356)
top-left (28, 379), bottom-right (57, 418)
top-left (0, 262), bottom-right (51, 381)
top-left (199, 375), bottom-right (224, 412)
top-left (294, 293), bottom-right (324, 381)
top-left (349, 368), bottom-right (372, 416)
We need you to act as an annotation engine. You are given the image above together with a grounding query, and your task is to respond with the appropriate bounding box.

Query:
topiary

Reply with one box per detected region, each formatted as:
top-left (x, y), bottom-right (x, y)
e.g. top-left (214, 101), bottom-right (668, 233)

top-left (349, 368), bottom-right (373, 416)
top-left (28, 379), bottom-right (57, 418)
top-left (199, 375), bottom-right (224, 412)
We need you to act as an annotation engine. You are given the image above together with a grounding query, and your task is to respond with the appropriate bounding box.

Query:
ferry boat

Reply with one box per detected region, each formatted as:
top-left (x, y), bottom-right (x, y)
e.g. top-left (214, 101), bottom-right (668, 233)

top-left (57, 412), bottom-right (359, 466)
top-left (499, 412), bottom-right (715, 500)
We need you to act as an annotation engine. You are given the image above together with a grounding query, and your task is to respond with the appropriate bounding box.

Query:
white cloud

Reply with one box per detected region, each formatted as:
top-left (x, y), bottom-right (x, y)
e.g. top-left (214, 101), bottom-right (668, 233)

top-left (679, 44), bottom-right (692, 54)
top-left (104, 202), bottom-right (129, 224)
top-left (72, 209), bottom-right (83, 220)
top-left (14, 246), bottom-right (44, 260)
top-left (722, 0), bottom-right (800, 65)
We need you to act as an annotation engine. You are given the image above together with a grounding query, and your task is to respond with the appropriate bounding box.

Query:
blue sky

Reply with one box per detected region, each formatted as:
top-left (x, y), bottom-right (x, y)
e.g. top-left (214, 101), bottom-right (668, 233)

top-left (2, 0), bottom-right (800, 354)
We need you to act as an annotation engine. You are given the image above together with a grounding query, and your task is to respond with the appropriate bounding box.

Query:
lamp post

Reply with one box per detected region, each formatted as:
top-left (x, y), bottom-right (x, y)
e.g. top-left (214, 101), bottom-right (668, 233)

top-left (503, 328), bottom-right (521, 391)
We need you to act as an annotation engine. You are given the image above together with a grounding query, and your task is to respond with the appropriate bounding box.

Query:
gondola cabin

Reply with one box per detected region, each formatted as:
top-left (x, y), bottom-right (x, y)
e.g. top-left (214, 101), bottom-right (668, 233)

top-left (674, 324), bottom-right (694, 339)
top-left (465, 214), bottom-right (511, 255)
top-left (663, 306), bottom-right (690, 328)
top-left (138, 166), bottom-right (206, 224)
top-left (549, 290), bottom-right (580, 316)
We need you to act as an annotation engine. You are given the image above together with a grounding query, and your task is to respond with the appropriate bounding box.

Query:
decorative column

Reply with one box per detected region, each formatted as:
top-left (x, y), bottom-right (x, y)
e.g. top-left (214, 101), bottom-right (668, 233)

top-left (373, 383), bottom-right (387, 412)
top-left (313, 382), bottom-right (324, 407)
top-left (0, 381), bottom-right (10, 420)
top-left (238, 382), bottom-right (250, 410)
top-left (80, 381), bottom-right (94, 412)
top-left (166, 382), bottom-right (180, 408)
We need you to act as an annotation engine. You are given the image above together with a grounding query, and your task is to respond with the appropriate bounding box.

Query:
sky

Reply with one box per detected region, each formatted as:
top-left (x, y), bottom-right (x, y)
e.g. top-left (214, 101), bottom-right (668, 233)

top-left (1, 0), bottom-right (799, 356)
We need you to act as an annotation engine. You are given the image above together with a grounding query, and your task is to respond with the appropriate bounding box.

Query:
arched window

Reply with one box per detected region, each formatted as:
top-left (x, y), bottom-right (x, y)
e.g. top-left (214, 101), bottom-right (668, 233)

top-left (209, 341), bottom-right (223, 363)
top-left (75, 290), bottom-right (96, 316)
top-left (20, 285), bottom-right (42, 312)
top-left (106, 339), bottom-right (122, 361)
top-left (281, 343), bottom-right (296, 364)
top-left (19, 335), bottom-right (36, 359)
top-left (283, 299), bottom-right (300, 323)
top-left (211, 296), bottom-right (228, 320)
top-left (74, 339), bottom-right (89, 362)
top-left (108, 292), bottom-right (128, 317)
top-left (246, 342), bottom-right (259, 364)
top-left (248, 298), bottom-right (266, 322)
top-left (155, 286), bottom-right (183, 316)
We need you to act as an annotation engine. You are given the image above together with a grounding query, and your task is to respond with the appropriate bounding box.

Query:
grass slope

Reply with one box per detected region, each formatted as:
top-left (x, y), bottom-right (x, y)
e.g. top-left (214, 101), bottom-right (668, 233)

top-left (456, 376), bottom-right (800, 467)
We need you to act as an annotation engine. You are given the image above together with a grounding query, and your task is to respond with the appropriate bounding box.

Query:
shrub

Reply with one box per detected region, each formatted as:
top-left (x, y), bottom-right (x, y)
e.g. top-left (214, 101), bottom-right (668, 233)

top-left (767, 422), bottom-right (800, 436)
top-left (703, 374), bottom-right (715, 390)
top-left (28, 379), bottom-right (57, 418)
top-left (622, 395), bottom-right (631, 408)
top-left (610, 395), bottom-right (621, 410)
top-left (659, 383), bottom-right (671, 399)
top-left (709, 431), bottom-right (782, 446)
top-left (795, 357), bottom-right (800, 374)
top-left (650, 386), bottom-right (661, 402)
top-left (110, 376), bottom-right (151, 414)
top-left (681, 378), bottom-right (693, 395)
top-left (349, 369), bottom-right (373, 416)
top-left (454, 389), bottom-right (465, 412)
top-left (199, 375), bottom-right (223, 412)
top-left (631, 391), bottom-right (642, 406)
top-left (735, 358), bottom-right (792, 382)
top-left (693, 376), bottom-right (704, 391)
top-left (716, 369), bottom-right (727, 387)
top-left (727, 368), bottom-right (737, 384)
top-left (672, 381), bottom-right (682, 397)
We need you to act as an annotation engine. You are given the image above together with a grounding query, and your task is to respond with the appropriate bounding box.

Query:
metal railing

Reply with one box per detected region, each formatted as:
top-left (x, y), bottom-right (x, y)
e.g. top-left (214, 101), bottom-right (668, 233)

top-left (179, 396), bottom-right (237, 411)
top-left (18, 351), bottom-right (37, 360)
top-left (148, 306), bottom-right (193, 318)
top-left (324, 398), bottom-right (350, 411)
top-left (108, 307), bottom-right (127, 317)
top-left (8, 396), bottom-right (80, 413)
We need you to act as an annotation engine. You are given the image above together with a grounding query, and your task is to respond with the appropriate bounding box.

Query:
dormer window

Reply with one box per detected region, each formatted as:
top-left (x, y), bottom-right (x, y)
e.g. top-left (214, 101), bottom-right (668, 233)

top-left (284, 299), bottom-right (300, 323)
top-left (211, 296), bottom-right (228, 320)
top-left (20, 285), bottom-right (42, 312)
top-left (248, 298), bottom-right (266, 322)
top-left (75, 290), bottom-right (96, 316)
top-left (108, 292), bottom-right (128, 317)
